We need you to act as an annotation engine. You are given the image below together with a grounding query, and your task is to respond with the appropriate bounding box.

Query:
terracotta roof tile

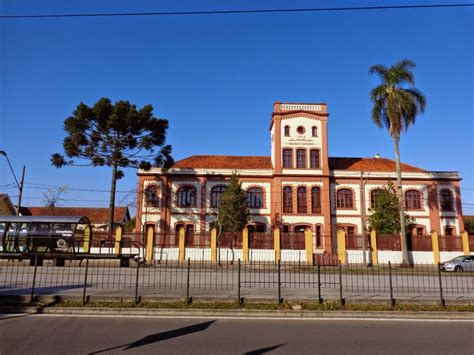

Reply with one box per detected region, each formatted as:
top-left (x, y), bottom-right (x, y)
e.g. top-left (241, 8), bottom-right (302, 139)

top-left (22, 207), bottom-right (130, 225)
top-left (172, 155), bottom-right (425, 172)
top-left (173, 155), bottom-right (273, 170)
top-left (328, 157), bottom-right (426, 172)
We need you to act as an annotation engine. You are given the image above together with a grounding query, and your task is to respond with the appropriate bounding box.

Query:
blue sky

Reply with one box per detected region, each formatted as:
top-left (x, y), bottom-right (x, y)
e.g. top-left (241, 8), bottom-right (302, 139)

top-left (1, 0), bottom-right (473, 215)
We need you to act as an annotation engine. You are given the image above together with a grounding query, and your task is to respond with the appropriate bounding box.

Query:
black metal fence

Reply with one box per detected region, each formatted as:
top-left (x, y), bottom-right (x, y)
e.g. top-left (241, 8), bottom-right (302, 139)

top-left (1, 256), bottom-right (472, 306)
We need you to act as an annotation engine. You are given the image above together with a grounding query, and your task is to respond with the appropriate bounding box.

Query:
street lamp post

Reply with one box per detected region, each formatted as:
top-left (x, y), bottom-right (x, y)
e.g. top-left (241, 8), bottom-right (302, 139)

top-left (360, 153), bottom-right (380, 265)
top-left (0, 151), bottom-right (26, 216)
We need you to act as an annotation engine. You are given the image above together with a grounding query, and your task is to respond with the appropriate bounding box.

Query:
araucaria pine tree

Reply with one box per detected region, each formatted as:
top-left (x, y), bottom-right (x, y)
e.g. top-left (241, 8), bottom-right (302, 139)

top-left (51, 98), bottom-right (173, 233)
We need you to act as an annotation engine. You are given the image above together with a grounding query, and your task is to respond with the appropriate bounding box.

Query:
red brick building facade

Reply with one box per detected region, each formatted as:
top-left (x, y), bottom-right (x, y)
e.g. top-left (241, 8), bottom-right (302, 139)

top-left (136, 103), bottom-right (464, 254)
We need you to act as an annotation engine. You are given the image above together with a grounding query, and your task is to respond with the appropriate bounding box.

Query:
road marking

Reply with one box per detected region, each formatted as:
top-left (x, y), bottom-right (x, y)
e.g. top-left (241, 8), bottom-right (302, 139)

top-left (16, 313), bottom-right (474, 322)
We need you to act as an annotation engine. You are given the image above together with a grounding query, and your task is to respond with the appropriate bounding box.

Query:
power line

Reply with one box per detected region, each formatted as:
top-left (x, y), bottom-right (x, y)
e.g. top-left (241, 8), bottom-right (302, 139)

top-left (25, 183), bottom-right (136, 194)
top-left (1, 3), bottom-right (472, 19)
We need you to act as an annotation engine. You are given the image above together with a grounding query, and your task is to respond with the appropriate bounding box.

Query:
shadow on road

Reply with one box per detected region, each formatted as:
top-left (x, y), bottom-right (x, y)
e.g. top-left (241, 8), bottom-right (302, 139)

top-left (88, 320), bottom-right (216, 354)
top-left (243, 343), bottom-right (286, 354)
top-left (0, 295), bottom-right (62, 320)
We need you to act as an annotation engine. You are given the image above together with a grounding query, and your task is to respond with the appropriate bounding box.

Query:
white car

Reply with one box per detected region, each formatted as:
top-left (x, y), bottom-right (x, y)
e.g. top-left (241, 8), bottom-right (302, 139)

top-left (440, 255), bottom-right (474, 272)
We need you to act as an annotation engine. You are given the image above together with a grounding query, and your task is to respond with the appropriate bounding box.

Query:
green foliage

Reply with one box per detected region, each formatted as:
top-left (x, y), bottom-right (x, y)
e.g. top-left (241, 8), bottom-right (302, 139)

top-left (125, 217), bottom-right (136, 233)
top-left (51, 98), bottom-right (173, 231)
top-left (217, 174), bottom-right (250, 235)
top-left (369, 60), bottom-right (426, 265)
top-left (368, 182), bottom-right (414, 235)
top-left (51, 98), bottom-right (174, 173)
top-left (369, 59), bottom-right (427, 139)
top-left (463, 216), bottom-right (474, 233)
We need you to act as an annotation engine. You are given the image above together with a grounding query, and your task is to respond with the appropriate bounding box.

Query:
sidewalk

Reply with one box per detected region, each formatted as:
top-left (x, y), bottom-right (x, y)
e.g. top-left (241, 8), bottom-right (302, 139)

top-left (0, 295), bottom-right (473, 321)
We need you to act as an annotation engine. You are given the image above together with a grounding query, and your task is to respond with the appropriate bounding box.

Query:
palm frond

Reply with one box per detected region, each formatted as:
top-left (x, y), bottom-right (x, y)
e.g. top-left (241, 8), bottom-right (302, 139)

top-left (404, 88), bottom-right (427, 113)
top-left (371, 99), bottom-right (386, 129)
top-left (369, 59), bottom-right (425, 138)
top-left (369, 64), bottom-right (388, 80)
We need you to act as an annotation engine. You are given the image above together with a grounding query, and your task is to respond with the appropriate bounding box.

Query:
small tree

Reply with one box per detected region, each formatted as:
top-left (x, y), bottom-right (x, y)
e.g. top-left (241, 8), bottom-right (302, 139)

top-left (463, 217), bottom-right (474, 234)
top-left (217, 174), bottom-right (250, 263)
top-left (42, 185), bottom-right (69, 208)
top-left (51, 98), bottom-right (173, 234)
top-left (368, 182), bottom-right (414, 235)
top-left (125, 217), bottom-right (136, 233)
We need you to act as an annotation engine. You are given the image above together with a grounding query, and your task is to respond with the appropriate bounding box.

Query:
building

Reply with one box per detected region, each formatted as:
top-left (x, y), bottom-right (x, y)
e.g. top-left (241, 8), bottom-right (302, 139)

top-left (136, 102), bottom-right (464, 254)
top-left (21, 206), bottom-right (131, 231)
top-left (0, 194), bottom-right (16, 215)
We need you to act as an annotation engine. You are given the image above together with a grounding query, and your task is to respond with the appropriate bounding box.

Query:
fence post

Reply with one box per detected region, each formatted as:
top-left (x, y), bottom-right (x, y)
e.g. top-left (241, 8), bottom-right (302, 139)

top-left (317, 261), bottom-right (322, 304)
top-left (83, 225), bottom-right (91, 253)
top-left (114, 225), bottom-right (123, 256)
top-left (431, 231), bottom-right (440, 265)
top-left (277, 259), bottom-right (282, 304)
top-left (370, 230), bottom-right (378, 266)
top-left (238, 258), bottom-right (242, 305)
top-left (82, 257), bottom-right (89, 305)
top-left (461, 231), bottom-right (470, 255)
top-left (30, 254), bottom-right (38, 304)
top-left (338, 261), bottom-right (345, 306)
top-left (146, 225), bottom-right (154, 265)
top-left (135, 261), bottom-right (141, 305)
top-left (388, 261), bottom-right (395, 307)
top-left (242, 228), bottom-right (249, 263)
top-left (186, 258), bottom-right (192, 304)
top-left (337, 229), bottom-right (347, 266)
top-left (179, 228), bottom-right (186, 263)
top-left (274, 228), bottom-right (281, 263)
top-left (305, 228), bottom-right (313, 265)
top-left (437, 262), bottom-right (445, 308)
top-left (211, 227), bottom-right (217, 263)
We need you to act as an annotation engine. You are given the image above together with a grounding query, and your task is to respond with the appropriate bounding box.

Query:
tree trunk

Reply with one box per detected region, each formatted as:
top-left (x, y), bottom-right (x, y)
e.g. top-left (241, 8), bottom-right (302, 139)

top-left (393, 137), bottom-right (410, 265)
top-left (108, 163), bottom-right (118, 238)
top-left (230, 232), bottom-right (235, 265)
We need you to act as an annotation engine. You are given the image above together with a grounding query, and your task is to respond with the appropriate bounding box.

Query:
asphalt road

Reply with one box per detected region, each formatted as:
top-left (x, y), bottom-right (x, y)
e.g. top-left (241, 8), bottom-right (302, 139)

top-left (0, 314), bottom-right (472, 354)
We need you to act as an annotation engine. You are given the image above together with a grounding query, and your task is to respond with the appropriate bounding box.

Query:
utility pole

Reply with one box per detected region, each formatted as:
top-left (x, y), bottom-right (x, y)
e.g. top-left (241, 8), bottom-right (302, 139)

top-left (17, 165), bottom-right (25, 216)
top-left (0, 151), bottom-right (25, 216)
top-left (360, 154), bottom-right (380, 266)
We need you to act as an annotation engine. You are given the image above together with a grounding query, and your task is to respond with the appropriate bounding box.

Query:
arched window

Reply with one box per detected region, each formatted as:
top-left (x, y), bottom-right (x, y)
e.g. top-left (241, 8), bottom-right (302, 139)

top-left (294, 225), bottom-right (308, 233)
top-left (296, 149), bottom-right (306, 168)
top-left (370, 189), bottom-right (385, 209)
top-left (248, 223), bottom-right (266, 233)
top-left (283, 186), bottom-right (293, 213)
top-left (297, 187), bottom-right (307, 213)
top-left (144, 185), bottom-right (159, 207)
top-left (282, 149), bottom-right (293, 168)
top-left (284, 125), bottom-right (290, 136)
top-left (310, 149), bottom-right (320, 169)
top-left (311, 187), bottom-right (321, 213)
top-left (210, 185), bottom-right (226, 208)
top-left (414, 226), bottom-right (425, 237)
top-left (444, 226), bottom-right (455, 236)
top-left (312, 126), bottom-right (318, 137)
top-left (315, 224), bottom-right (323, 247)
top-left (440, 189), bottom-right (454, 211)
top-left (247, 187), bottom-right (263, 208)
top-left (336, 189), bottom-right (353, 209)
top-left (405, 190), bottom-right (422, 209)
top-left (176, 186), bottom-right (197, 207)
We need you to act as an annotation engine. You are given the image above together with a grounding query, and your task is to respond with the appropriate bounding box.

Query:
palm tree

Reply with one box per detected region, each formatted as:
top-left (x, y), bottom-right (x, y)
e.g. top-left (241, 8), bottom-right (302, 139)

top-left (369, 59), bottom-right (426, 266)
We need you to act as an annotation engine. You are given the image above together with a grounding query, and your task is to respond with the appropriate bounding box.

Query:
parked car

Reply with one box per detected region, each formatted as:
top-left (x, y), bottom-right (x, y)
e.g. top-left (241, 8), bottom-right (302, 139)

top-left (440, 255), bottom-right (474, 272)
